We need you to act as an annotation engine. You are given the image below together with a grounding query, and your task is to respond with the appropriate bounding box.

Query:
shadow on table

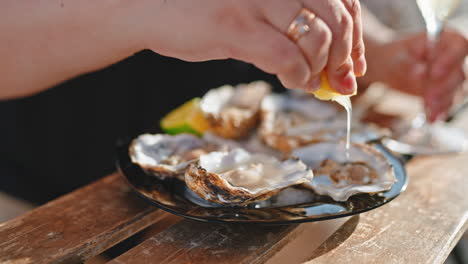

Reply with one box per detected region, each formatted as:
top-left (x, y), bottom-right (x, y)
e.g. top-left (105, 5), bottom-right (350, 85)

top-left (307, 215), bottom-right (360, 260)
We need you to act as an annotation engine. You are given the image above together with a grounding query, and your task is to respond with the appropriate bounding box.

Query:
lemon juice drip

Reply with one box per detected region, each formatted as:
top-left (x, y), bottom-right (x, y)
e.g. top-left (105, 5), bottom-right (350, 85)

top-left (333, 96), bottom-right (352, 160)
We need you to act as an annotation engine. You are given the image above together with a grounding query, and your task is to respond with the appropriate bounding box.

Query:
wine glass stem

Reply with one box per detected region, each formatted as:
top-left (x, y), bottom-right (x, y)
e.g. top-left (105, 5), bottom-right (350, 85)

top-left (421, 20), bottom-right (444, 122)
top-left (426, 21), bottom-right (443, 57)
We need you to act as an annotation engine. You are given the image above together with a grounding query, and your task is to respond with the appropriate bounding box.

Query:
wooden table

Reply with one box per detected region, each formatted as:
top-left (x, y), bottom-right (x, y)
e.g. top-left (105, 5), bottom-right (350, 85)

top-left (1, 90), bottom-right (467, 264)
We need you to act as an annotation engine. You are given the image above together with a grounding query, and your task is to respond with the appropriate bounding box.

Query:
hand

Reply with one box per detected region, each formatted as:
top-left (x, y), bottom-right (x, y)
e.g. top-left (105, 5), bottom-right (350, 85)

top-left (363, 29), bottom-right (467, 122)
top-left (135, 0), bottom-right (366, 94)
top-left (424, 29), bottom-right (467, 122)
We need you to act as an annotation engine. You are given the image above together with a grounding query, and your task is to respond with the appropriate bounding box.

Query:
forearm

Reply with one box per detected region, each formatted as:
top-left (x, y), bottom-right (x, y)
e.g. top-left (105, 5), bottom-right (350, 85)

top-left (0, 0), bottom-right (145, 99)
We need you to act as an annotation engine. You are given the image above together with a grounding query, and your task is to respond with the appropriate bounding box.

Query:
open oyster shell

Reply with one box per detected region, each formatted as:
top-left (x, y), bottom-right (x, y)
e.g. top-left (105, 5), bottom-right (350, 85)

top-left (129, 133), bottom-right (218, 180)
top-left (292, 142), bottom-right (396, 201)
top-left (259, 93), bottom-right (387, 153)
top-left (200, 81), bottom-right (270, 139)
top-left (185, 148), bottom-right (313, 206)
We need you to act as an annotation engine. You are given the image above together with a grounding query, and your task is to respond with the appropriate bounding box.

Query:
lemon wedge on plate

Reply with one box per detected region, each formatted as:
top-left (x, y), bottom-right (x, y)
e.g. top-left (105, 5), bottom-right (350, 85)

top-left (160, 98), bottom-right (209, 136)
top-left (311, 72), bottom-right (357, 101)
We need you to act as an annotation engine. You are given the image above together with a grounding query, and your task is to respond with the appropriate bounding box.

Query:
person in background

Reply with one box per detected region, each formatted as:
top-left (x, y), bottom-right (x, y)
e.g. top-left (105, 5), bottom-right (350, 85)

top-left (360, 0), bottom-right (467, 122)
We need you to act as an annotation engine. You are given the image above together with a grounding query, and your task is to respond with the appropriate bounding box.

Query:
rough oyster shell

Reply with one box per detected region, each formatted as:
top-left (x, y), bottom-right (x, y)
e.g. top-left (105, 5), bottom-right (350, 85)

top-left (129, 133), bottom-right (217, 179)
top-left (185, 148), bottom-right (313, 206)
top-left (200, 81), bottom-right (270, 139)
top-left (259, 93), bottom-right (387, 153)
top-left (292, 142), bottom-right (396, 201)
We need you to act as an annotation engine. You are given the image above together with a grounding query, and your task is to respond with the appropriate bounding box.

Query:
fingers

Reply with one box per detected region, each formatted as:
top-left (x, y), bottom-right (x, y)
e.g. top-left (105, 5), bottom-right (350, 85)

top-left (263, 1), bottom-right (332, 91)
top-left (340, 0), bottom-right (366, 77)
top-left (228, 21), bottom-right (311, 89)
top-left (426, 94), bottom-right (454, 123)
top-left (245, 0), bottom-right (361, 94)
top-left (424, 69), bottom-right (465, 122)
top-left (302, 0), bottom-right (356, 95)
top-left (423, 30), bottom-right (467, 122)
top-left (295, 17), bottom-right (333, 91)
top-left (430, 31), bottom-right (468, 80)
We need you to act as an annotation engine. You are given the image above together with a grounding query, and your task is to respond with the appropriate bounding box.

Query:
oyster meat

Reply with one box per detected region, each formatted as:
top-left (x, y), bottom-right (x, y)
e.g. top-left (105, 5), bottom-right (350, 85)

top-left (293, 142), bottom-right (396, 201)
top-left (200, 81), bottom-right (270, 139)
top-left (185, 148), bottom-right (313, 205)
top-left (129, 133), bottom-right (218, 179)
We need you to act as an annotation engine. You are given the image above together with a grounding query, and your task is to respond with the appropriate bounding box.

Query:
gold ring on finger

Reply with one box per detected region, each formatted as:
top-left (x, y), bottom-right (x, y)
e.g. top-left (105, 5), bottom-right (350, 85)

top-left (286, 8), bottom-right (317, 42)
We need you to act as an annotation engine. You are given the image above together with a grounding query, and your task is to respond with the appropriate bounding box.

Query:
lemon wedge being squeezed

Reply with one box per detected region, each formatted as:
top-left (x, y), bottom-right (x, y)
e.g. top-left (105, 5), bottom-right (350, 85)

top-left (311, 72), bottom-right (357, 101)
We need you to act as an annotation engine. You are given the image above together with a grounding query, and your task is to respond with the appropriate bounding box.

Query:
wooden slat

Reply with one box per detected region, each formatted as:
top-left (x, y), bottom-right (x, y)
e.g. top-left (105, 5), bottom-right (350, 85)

top-left (106, 216), bottom-right (355, 264)
top-left (108, 220), bottom-right (303, 264)
top-left (0, 173), bottom-right (168, 264)
top-left (107, 215), bottom-right (351, 264)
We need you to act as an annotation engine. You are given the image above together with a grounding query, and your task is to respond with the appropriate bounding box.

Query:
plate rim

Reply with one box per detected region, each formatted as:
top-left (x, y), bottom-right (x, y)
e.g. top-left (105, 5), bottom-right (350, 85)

top-left (116, 137), bottom-right (408, 225)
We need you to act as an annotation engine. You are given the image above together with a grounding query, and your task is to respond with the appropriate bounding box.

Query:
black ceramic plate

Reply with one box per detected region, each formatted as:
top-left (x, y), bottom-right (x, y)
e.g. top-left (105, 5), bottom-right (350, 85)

top-left (116, 139), bottom-right (408, 224)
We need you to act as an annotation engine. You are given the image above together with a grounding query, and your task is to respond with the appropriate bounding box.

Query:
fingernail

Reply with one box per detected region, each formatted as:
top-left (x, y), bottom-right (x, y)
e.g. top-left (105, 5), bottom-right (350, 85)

top-left (339, 71), bottom-right (357, 95)
top-left (431, 64), bottom-right (446, 80)
top-left (427, 107), bottom-right (440, 123)
top-left (354, 55), bottom-right (367, 77)
top-left (308, 76), bottom-right (322, 92)
top-left (303, 77), bottom-right (321, 93)
top-left (424, 106), bottom-right (434, 122)
top-left (411, 63), bottom-right (426, 79)
top-left (435, 111), bottom-right (447, 122)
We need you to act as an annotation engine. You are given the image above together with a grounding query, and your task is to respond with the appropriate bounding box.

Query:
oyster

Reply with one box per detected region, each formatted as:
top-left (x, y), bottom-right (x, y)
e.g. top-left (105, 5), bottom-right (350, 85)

top-left (129, 133), bottom-right (218, 179)
top-left (200, 81), bottom-right (270, 139)
top-left (292, 142), bottom-right (396, 201)
top-left (259, 93), bottom-right (387, 153)
top-left (185, 148), bottom-right (313, 205)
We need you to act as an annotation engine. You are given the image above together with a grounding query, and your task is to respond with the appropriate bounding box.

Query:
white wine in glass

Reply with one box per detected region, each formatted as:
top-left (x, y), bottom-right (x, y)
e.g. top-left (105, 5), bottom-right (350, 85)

top-left (416, 0), bottom-right (460, 42)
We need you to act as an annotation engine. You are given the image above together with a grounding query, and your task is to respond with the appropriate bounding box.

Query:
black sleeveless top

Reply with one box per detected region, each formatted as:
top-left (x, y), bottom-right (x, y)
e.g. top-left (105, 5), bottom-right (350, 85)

top-left (0, 50), bottom-right (281, 204)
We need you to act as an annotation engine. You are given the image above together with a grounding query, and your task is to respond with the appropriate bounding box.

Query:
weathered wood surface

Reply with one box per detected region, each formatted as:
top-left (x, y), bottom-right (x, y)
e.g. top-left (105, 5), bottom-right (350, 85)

top-left (108, 220), bottom-right (301, 264)
top-left (0, 173), bottom-right (168, 264)
top-left (107, 217), bottom-right (350, 264)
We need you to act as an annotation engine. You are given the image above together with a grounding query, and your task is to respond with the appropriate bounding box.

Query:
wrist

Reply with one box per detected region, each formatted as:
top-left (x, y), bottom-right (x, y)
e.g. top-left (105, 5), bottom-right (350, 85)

top-left (116, 0), bottom-right (169, 52)
top-left (95, 0), bottom-right (148, 54)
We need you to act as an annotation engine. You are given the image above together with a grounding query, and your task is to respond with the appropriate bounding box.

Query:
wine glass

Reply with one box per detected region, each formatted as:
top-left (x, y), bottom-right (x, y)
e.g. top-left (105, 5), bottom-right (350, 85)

top-left (389, 0), bottom-right (468, 155)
